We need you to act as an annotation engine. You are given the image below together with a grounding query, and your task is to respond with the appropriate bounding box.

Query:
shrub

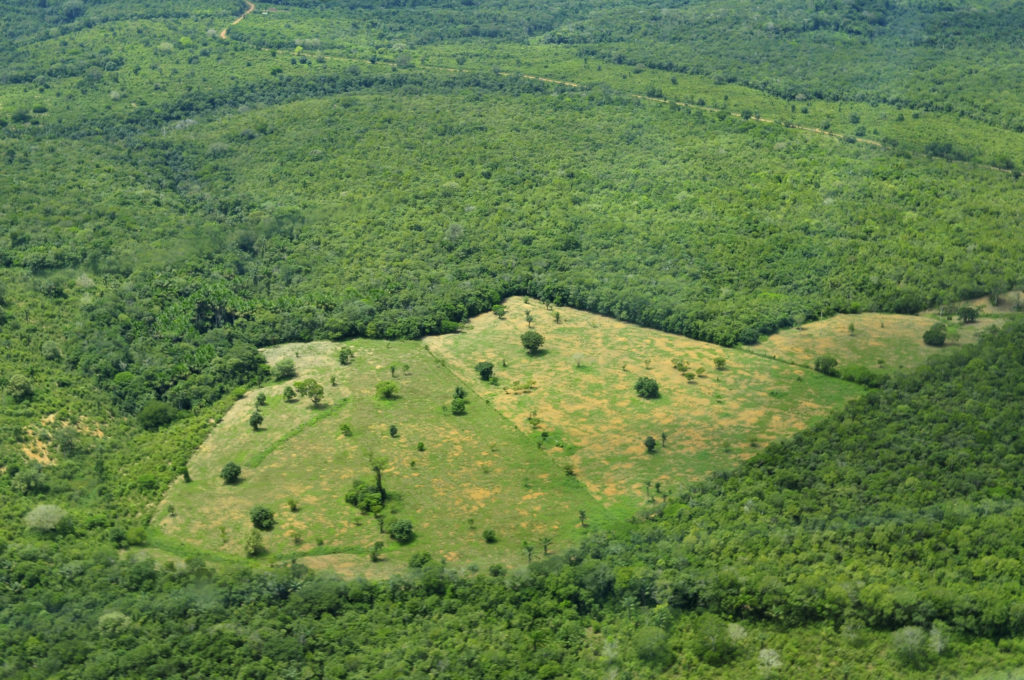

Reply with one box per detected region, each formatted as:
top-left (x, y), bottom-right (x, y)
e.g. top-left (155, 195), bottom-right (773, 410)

top-left (249, 411), bottom-right (263, 431)
top-left (376, 380), bottom-right (398, 399)
top-left (24, 504), bottom-right (69, 532)
top-left (634, 376), bottom-right (660, 399)
top-left (923, 323), bottom-right (947, 347)
top-left (250, 506), bottom-right (275, 531)
top-left (338, 346), bottom-right (355, 364)
top-left (345, 480), bottom-right (383, 513)
top-left (408, 551), bottom-right (433, 568)
top-left (389, 424), bottom-right (398, 437)
top-left (520, 330), bottom-right (544, 354)
top-left (220, 462), bottom-right (241, 485)
top-left (450, 397), bottom-right (467, 415)
top-left (283, 385), bottom-right (296, 401)
top-left (386, 518), bottom-right (414, 544)
top-left (644, 436), bottom-right (657, 452)
top-left (273, 358), bottom-right (297, 381)
top-left (137, 401), bottom-right (176, 430)
top-left (482, 528), bottom-right (497, 543)
top-left (813, 355), bottom-right (839, 376)
top-left (475, 361), bottom-right (494, 381)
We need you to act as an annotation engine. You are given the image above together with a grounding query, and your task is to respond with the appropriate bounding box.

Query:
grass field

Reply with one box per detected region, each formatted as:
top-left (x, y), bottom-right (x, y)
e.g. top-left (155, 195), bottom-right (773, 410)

top-left (153, 302), bottom-right (864, 576)
top-left (423, 298), bottom-right (863, 514)
top-left (751, 292), bottom-right (1022, 374)
top-left (154, 339), bottom-right (601, 578)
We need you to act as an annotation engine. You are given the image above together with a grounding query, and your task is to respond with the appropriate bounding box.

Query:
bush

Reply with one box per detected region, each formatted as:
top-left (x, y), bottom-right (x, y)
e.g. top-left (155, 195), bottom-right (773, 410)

top-left (220, 462), bottom-right (241, 485)
top-left (475, 361), bottom-right (494, 381)
top-left (520, 330), bottom-right (545, 354)
top-left (376, 380), bottom-right (398, 399)
top-left (283, 385), bottom-right (296, 401)
top-left (338, 346), bottom-right (355, 364)
top-left (634, 376), bottom-right (660, 399)
top-left (249, 411), bottom-right (263, 430)
top-left (273, 358), bottom-right (296, 381)
top-left (408, 551), bottom-right (433, 568)
top-left (450, 397), bottom-right (467, 415)
top-left (482, 528), bottom-right (497, 543)
top-left (813, 355), bottom-right (839, 376)
top-left (386, 518), bottom-right (414, 544)
top-left (137, 400), bottom-right (176, 430)
top-left (923, 323), bottom-right (947, 347)
top-left (250, 506), bottom-right (275, 531)
top-left (24, 504), bottom-right (69, 532)
top-left (345, 480), bottom-right (383, 513)
top-left (644, 436), bottom-right (657, 452)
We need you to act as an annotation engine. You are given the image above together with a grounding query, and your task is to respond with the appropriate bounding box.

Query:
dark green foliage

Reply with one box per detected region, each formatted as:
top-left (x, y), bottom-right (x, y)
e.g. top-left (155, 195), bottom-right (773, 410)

top-left (274, 359), bottom-right (297, 381)
top-left (634, 376), bottom-right (659, 399)
top-left (475, 361), bottom-right (494, 381)
top-left (219, 462), bottom-right (241, 485)
top-left (248, 411), bottom-right (263, 431)
top-left (633, 625), bottom-right (673, 668)
top-left (283, 385), bottom-right (296, 402)
top-left (813, 355), bottom-right (839, 376)
top-left (408, 551), bottom-right (433, 568)
top-left (450, 397), bottom-right (467, 415)
top-left (294, 378), bottom-right (324, 405)
top-left (250, 506), bottom-right (275, 531)
top-left (958, 306), bottom-right (980, 323)
top-left (482, 528), bottom-right (497, 543)
top-left (255, 392), bottom-right (267, 407)
top-left (388, 424), bottom-right (398, 438)
top-left (345, 480), bottom-right (383, 514)
top-left (520, 330), bottom-right (544, 354)
top-left (385, 518), bottom-right (414, 544)
top-left (643, 435), bottom-right (657, 453)
top-left (693, 614), bottom-right (739, 666)
top-left (338, 346), bottom-right (355, 365)
top-left (923, 323), bottom-right (947, 347)
top-left (7, 374), bottom-right (33, 403)
top-left (137, 401), bottom-right (176, 430)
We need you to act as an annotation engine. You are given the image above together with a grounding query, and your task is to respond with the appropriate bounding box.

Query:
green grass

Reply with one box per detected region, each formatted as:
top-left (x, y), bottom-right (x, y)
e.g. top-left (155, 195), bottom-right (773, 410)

top-left (751, 292), bottom-right (1022, 375)
top-left (424, 298), bottom-right (864, 516)
top-left (154, 339), bottom-right (604, 578)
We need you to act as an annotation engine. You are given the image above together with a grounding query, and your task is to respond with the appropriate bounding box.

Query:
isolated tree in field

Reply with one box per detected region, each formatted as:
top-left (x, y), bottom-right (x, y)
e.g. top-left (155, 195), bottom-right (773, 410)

top-left (525, 310), bottom-right (533, 327)
top-left (294, 378), bottom-right (324, 405)
top-left (475, 361), bottom-right (494, 381)
top-left (250, 506), bottom-right (275, 531)
top-left (644, 436), bottom-right (657, 453)
top-left (249, 411), bottom-right (263, 431)
top-left (244, 529), bottom-right (263, 557)
top-left (492, 303), bottom-right (506, 319)
top-left (450, 397), bottom-right (468, 415)
top-left (220, 462), bottom-right (241, 485)
top-left (283, 385), bottom-right (296, 402)
top-left (385, 518), bottom-right (414, 544)
top-left (388, 424), bottom-right (398, 437)
top-left (370, 541), bottom-right (384, 562)
top-left (453, 385), bottom-right (466, 399)
top-left (273, 358), bottom-right (296, 381)
top-left (338, 346), bottom-right (354, 365)
top-left (376, 380), bottom-right (398, 400)
top-left (483, 528), bottom-right (497, 543)
top-left (958, 306), bottom-right (979, 324)
top-left (714, 357), bottom-right (727, 371)
top-left (634, 376), bottom-right (660, 399)
top-left (923, 323), bottom-right (947, 347)
top-left (578, 509), bottom-right (587, 527)
top-left (813, 355), bottom-right (839, 377)
top-left (541, 537), bottom-right (552, 555)
top-left (521, 330), bottom-right (544, 354)
top-left (255, 392), bottom-right (267, 407)
top-left (523, 542), bottom-right (535, 562)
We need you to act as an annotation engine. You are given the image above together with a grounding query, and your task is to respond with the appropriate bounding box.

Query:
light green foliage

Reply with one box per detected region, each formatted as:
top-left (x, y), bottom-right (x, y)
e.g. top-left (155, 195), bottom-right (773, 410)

top-left (24, 504), bottom-right (69, 532)
top-left (375, 380), bottom-right (398, 400)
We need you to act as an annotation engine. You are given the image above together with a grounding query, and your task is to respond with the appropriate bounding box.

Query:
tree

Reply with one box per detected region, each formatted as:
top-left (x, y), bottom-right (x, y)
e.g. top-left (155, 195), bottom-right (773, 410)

top-left (524, 310), bottom-right (533, 327)
top-left (958, 306), bottom-right (979, 324)
top-left (644, 436), bottom-right (657, 453)
top-left (450, 397), bottom-right (467, 415)
top-left (249, 411), bottom-right (263, 431)
top-left (255, 392), bottom-right (267, 407)
top-left (294, 379), bottom-right (324, 405)
top-left (923, 323), bottom-right (947, 347)
top-left (385, 518), bottom-right (414, 544)
top-left (634, 377), bottom-right (660, 399)
top-left (388, 424), bottom-right (398, 437)
top-left (24, 504), bottom-right (69, 532)
top-left (338, 346), bottom-right (354, 365)
top-left (370, 541), bottom-right (384, 562)
top-left (220, 462), bottom-right (241, 485)
top-left (244, 529), bottom-right (264, 557)
top-left (283, 385), bottom-right (296, 402)
top-left (483, 528), bottom-right (497, 543)
top-left (376, 380), bottom-right (398, 399)
top-left (523, 542), bottom-right (535, 562)
top-left (137, 401), bottom-right (176, 430)
top-left (714, 357), bottom-right (727, 370)
top-left (541, 537), bottom-right (552, 555)
top-left (250, 506), bottom-right (275, 531)
top-left (492, 304), bottom-right (506, 319)
top-left (273, 358), bottom-right (296, 381)
top-left (369, 456), bottom-right (387, 502)
top-left (578, 509), bottom-right (587, 527)
top-left (813, 355), bottom-right (839, 376)
top-left (521, 330), bottom-right (545, 354)
top-left (475, 361), bottom-right (494, 381)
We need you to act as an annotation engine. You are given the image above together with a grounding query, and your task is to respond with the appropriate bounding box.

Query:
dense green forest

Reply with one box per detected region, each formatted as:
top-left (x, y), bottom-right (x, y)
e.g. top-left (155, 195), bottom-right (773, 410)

top-left (2, 0), bottom-right (1024, 676)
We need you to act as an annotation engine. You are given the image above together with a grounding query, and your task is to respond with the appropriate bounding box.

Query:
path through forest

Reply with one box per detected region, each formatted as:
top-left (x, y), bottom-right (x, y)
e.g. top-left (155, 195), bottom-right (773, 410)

top-left (219, 1), bottom-right (255, 40)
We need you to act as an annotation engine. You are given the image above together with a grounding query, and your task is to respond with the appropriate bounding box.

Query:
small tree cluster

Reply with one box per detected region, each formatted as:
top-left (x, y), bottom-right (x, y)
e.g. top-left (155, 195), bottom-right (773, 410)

top-left (386, 518), bottom-right (414, 544)
top-left (813, 355), bottom-right (839, 376)
top-left (294, 378), bottom-right (324, 405)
